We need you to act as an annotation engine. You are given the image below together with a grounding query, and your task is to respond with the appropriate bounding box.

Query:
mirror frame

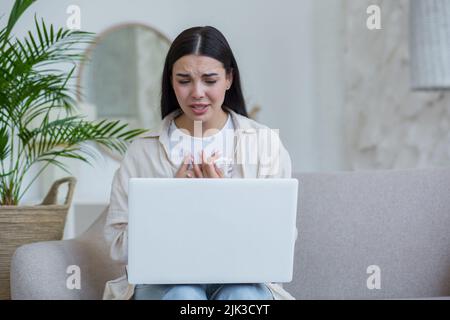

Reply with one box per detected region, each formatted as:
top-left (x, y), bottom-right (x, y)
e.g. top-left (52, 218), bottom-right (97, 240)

top-left (76, 22), bottom-right (172, 161)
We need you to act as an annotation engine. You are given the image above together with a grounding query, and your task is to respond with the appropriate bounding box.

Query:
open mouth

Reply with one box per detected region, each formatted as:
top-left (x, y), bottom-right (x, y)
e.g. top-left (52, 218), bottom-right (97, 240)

top-left (190, 104), bottom-right (210, 114)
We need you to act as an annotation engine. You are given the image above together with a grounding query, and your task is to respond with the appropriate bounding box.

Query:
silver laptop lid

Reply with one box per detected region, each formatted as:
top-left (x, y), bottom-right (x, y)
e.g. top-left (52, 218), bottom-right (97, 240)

top-left (128, 178), bottom-right (298, 284)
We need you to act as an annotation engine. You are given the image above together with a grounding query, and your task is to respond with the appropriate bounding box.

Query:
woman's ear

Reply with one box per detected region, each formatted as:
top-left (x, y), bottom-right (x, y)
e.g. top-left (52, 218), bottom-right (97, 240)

top-left (226, 68), bottom-right (233, 90)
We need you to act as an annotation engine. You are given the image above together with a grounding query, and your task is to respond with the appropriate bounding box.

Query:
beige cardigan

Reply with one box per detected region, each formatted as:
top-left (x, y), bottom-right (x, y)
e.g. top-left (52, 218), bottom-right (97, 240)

top-left (103, 107), bottom-right (296, 300)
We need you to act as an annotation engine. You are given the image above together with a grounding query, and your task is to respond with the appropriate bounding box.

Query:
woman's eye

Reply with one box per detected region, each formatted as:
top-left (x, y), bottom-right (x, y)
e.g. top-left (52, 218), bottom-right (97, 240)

top-left (177, 80), bottom-right (217, 85)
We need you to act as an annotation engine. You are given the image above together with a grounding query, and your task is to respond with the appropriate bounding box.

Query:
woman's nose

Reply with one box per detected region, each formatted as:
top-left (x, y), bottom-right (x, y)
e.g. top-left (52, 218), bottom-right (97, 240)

top-left (191, 83), bottom-right (205, 99)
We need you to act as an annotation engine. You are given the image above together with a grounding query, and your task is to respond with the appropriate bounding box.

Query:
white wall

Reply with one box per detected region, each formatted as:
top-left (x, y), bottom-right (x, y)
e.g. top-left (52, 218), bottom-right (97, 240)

top-left (312, 0), bottom-right (347, 171)
top-left (1, 0), bottom-right (347, 207)
top-left (344, 0), bottom-right (450, 170)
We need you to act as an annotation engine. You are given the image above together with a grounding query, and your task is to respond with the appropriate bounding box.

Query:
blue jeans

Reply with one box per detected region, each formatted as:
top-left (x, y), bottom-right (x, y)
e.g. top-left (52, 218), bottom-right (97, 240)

top-left (132, 283), bottom-right (273, 300)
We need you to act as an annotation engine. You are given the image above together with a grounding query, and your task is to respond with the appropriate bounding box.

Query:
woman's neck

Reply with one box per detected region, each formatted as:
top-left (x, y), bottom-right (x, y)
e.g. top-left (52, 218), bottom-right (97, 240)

top-left (174, 108), bottom-right (229, 138)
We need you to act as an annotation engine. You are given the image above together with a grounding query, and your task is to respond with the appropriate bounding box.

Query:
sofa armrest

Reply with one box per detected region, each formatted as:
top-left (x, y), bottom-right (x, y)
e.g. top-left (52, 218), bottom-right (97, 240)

top-left (10, 238), bottom-right (123, 300)
top-left (11, 240), bottom-right (82, 299)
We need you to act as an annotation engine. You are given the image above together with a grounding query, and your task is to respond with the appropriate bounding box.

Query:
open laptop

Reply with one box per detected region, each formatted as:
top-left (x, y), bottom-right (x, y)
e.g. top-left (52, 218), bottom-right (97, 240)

top-left (127, 178), bottom-right (298, 284)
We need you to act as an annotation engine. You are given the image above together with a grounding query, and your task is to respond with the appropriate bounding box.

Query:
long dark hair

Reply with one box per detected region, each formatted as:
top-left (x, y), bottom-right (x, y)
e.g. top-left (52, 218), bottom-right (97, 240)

top-left (160, 26), bottom-right (248, 119)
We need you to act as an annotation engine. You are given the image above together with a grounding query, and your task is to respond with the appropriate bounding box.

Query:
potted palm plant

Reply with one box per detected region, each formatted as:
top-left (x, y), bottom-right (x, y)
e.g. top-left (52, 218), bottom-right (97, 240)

top-left (0, 0), bottom-right (147, 299)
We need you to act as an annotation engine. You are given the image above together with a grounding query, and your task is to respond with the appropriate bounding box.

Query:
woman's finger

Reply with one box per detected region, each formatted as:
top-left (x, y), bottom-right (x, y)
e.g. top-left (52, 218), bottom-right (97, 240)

top-left (175, 154), bottom-right (191, 178)
top-left (214, 164), bottom-right (224, 178)
top-left (192, 163), bottom-right (204, 178)
top-left (201, 151), bottom-right (216, 177)
top-left (200, 150), bottom-right (225, 178)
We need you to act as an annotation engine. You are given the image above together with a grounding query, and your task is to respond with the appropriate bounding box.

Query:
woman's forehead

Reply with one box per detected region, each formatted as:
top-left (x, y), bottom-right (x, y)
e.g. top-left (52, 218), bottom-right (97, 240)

top-left (173, 55), bottom-right (225, 75)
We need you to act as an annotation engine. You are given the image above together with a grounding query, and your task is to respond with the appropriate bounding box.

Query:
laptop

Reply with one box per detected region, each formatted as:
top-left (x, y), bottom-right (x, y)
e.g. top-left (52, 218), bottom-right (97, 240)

top-left (127, 178), bottom-right (298, 284)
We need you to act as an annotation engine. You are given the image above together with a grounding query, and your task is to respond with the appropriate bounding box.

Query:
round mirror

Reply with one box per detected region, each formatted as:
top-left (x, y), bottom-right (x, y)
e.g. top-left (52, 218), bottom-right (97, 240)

top-left (77, 23), bottom-right (171, 161)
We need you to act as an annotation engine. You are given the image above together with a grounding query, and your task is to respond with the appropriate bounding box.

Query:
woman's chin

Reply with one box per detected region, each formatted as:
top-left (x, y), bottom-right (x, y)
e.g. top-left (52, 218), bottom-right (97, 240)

top-left (188, 113), bottom-right (207, 122)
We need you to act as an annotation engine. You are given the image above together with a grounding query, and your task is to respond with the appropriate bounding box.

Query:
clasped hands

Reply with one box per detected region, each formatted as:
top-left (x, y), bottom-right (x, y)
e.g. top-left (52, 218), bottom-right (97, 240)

top-left (175, 150), bottom-right (224, 179)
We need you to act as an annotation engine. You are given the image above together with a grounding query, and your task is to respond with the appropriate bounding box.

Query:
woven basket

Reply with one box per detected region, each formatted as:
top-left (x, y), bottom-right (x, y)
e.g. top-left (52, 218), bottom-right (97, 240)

top-left (0, 177), bottom-right (76, 300)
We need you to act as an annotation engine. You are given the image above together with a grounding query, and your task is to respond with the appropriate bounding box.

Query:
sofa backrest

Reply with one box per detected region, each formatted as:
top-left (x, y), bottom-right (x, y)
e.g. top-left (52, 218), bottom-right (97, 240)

top-left (283, 168), bottom-right (450, 299)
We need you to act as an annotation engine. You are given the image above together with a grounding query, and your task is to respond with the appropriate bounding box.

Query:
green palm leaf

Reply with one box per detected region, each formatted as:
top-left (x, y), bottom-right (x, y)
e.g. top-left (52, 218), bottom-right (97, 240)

top-left (0, 126), bottom-right (10, 161)
top-left (0, 1), bottom-right (148, 205)
top-left (4, 0), bottom-right (36, 44)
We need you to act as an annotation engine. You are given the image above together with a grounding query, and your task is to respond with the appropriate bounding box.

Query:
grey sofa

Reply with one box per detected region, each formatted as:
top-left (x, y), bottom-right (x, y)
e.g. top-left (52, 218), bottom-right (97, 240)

top-left (10, 167), bottom-right (450, 299)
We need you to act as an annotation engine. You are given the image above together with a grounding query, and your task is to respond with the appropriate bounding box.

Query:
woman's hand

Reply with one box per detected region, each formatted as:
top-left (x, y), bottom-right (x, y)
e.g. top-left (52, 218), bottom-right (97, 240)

top-left (192, 150), bottom-right (224, 178)
top-left (175, 151), bottom-right (224, 178)
top-left (175, 154), bottom-right (195, 178)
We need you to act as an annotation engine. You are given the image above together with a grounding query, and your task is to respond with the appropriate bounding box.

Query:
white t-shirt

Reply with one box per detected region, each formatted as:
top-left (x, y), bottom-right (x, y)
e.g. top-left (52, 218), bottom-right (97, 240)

top-left (168, 113), bottom-right (235, 177)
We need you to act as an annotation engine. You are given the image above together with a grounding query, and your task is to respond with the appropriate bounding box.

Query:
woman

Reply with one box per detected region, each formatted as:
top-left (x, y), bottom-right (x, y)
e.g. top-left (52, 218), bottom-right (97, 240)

top-left (103, 26), bottom-right (294, 300)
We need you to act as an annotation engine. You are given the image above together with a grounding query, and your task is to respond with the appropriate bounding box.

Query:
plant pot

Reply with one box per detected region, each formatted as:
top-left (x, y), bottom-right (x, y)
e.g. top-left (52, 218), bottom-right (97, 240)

top-left (0, 177), bottom-right (76, 300)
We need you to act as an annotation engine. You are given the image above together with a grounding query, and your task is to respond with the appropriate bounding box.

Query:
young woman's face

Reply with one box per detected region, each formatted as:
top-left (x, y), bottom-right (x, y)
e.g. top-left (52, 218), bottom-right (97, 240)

top-left (171, 54), bottom-right (232, 123)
